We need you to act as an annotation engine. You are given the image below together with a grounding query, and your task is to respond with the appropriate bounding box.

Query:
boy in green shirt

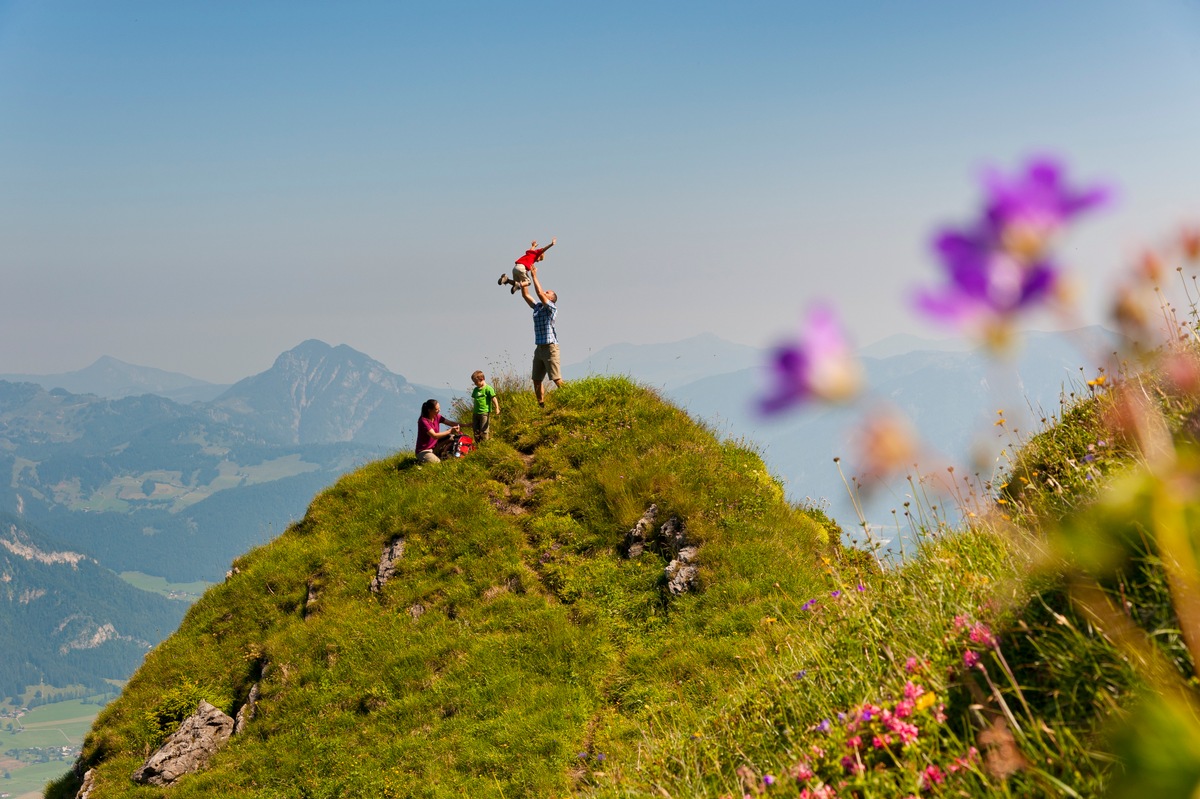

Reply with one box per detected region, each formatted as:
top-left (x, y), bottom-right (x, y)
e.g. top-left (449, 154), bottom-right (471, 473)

top-left (470, 370), bottom-right (500, 442)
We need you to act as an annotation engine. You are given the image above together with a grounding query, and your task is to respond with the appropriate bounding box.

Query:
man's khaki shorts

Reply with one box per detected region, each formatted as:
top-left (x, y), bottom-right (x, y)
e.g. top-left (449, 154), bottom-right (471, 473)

top-left (532, 343), bottom-right (561, 383)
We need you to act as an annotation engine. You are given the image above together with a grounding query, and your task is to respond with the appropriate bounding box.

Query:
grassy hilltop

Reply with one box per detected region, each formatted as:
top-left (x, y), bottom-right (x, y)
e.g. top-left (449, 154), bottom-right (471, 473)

top-left (46, 375), bottom-right (1189, 797)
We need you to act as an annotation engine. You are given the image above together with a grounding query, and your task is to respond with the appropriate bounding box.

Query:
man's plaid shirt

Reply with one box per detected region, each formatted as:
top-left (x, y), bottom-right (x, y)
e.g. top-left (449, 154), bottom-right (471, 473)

top-left (533, 302), bottom-right (558, 345)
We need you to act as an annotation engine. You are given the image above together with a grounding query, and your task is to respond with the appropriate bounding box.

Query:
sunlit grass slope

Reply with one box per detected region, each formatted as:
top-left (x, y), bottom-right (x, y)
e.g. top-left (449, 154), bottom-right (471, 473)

top-left (52, 376), bottom-right (841, 798)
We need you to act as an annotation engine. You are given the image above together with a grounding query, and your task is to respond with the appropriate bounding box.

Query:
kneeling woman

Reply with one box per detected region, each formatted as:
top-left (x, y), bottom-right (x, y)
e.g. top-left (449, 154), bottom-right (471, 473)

top-left (415, 399), bottom-right (460, 463)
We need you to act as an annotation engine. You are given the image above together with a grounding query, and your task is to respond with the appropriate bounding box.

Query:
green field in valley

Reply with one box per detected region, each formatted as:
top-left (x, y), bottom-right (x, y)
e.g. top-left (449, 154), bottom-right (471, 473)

top-left (1, 699), bottom-right (103, 799)
top-left (119, 571), bottom-right (211, 603)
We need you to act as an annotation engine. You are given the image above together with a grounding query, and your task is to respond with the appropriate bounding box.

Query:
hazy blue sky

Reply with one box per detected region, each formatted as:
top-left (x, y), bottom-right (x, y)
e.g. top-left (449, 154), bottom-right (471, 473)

top-left (2, 1), bottom-right (1199, 389)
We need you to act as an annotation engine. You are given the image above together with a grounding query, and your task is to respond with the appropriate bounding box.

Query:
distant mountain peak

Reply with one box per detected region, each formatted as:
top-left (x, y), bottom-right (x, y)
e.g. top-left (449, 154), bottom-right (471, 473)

top-left (211, 341), bottom-right (420, 445)
top-left (0, 356), bottom-right (226, 402)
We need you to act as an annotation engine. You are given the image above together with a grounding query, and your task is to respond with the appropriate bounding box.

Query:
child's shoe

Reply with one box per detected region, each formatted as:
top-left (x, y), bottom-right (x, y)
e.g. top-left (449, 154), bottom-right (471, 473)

top-left (498, 274), bottom-right (510, 286)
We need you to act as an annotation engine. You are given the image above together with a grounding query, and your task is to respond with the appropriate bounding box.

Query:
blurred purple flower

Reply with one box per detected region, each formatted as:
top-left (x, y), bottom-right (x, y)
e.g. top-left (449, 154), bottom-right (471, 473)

top-left (982, 156), bottom-right (1109, 237)
top-left (917, 156), bottom-right (1109, 327)
top-left (801, 599), bottom-right (818, 611)
top-left (760, 304), bottom-right (863, 415)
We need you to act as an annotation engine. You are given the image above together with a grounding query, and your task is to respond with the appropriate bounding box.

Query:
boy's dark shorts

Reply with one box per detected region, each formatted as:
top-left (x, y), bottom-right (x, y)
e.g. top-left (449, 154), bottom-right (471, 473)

top-left (474, 412), bottom-right (491, 441)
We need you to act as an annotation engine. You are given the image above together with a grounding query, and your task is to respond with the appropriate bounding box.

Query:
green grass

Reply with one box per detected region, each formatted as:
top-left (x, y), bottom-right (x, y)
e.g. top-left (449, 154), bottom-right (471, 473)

top-left (49, 374), bottom-right (1197, 798)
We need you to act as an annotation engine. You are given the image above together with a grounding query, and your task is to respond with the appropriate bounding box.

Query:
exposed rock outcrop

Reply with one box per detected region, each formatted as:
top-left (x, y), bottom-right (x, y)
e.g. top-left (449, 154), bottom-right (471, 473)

top-left (131, 700), bottom-right (234, 786)
top-left (665, 546), bottom-right (700, 595)
top-left (370, 538), bottom-right (406, 593)
top-left (623, 506), bottom-right (699, 594)
top-left (234, 682), bottom-right (260, 735)
top-left (624, 505), bottom-right (659, 559)
top-left (75, 767), bottom-right (96, 799)
top-left (305, 578), bottom-right (320, 617)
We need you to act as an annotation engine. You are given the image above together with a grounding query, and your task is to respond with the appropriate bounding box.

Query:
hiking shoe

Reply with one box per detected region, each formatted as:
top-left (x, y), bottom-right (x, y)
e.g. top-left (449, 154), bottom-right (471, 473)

top-left (498, 274), bottom-right (508, 286)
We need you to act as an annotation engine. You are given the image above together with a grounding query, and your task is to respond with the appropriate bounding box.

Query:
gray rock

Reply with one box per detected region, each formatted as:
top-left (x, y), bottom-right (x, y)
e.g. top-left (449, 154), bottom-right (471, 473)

top-left (624, 504), bottom-right (658, 558)
top-left (305, 578), bottom-right (320, 617)
top-left (660, 515), bottom-right (689, 555)
top-left (370, 538), bottom-right (406, 593)
top-left (233, 682), bottom-right (260, 735)
top-left (75, 767), bottom-right (96, 799)
top-left (131, 700), bottom-right (234, 786)
top-left (665, 546), bottom-right (699, 596)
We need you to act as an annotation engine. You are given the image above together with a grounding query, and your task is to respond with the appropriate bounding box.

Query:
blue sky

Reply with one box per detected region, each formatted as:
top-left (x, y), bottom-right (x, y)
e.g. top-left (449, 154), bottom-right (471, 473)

top-left (2, 1), bottom-right (1199, 389)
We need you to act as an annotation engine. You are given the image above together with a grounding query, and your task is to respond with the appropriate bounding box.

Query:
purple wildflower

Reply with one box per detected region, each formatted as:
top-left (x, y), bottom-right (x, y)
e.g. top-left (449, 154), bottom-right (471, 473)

top-left (981, 156), bottom-right (1109, 236)
top-left (916, 156), bottom-right (1109, 327)
top-left (760, 304), bottom-right (863, 414)
top-left (816, 718), bottom-right (831, 733)
top-left (830, 590), bottom-right (842, 599)
top-left (855, 583), bottom-right (866, 592)
top-left (801, 599), bottom-right (818, 611)
top-left (763, 774), bottom-right (776, 787)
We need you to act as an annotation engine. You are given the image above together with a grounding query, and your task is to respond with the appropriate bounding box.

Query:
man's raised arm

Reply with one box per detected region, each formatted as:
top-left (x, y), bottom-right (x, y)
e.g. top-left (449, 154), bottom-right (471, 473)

top-left (531, 264), bottom-right (551, 305)
top-left (519, 280), bottom-right (537, 309)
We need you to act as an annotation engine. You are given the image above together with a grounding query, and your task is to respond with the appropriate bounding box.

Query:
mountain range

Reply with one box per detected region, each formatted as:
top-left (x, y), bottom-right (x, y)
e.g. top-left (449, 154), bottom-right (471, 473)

top-left (0, 356), bottom-right (230, 404)
top-left (0, 340), bottom-right (456, 694)
top-left (568, 326), bottom-right (1120, 543)
top-left (1, 329), bottom-right (1112, 696)
top-left (0, 513), bottom-right (186, 701)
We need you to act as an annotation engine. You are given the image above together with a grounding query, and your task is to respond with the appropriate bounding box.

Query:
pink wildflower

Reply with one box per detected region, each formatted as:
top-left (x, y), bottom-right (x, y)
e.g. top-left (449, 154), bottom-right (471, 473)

top-left (895, 721), bottom-right (920, 745)
top-left (904, 656), bottom-right (919, 673)
top-left (919, 764), bottom-right (945, 789)
top-left (953, 614), bottom-right (969, 630)
top-left (845, 735), bottom-right (862, 750)
top-left (894, 699), bottom-right (914, 719)
top-left (963, 650), bottom-right (981, 669)
top-left (903, 681), bottom-right (925, 700)
top-left (791, 762), bottom-right (815, 782)
top-left (801, 787), bottom-right (839, 799)
top-left (949, 746), bottom-right (980, 773)
top-left (934, 704), bottom-right (947, 724)
top-left (969, 623), bottom-right (996, 648)
top-left (840, 755), bottom-right (864, 776)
